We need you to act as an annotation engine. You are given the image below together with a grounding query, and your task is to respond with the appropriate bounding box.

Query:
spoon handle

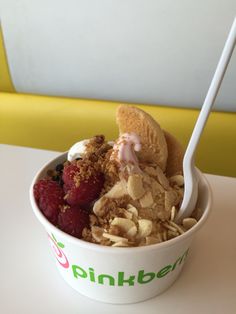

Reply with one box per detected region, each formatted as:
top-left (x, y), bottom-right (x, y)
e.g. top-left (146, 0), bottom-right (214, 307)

top-left (185, 17), bottom-right (236, 166)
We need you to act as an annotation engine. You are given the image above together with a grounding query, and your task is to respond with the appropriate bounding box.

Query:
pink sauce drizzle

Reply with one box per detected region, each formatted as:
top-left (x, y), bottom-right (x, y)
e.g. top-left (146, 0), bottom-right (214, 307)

top-left (111, 133), bottom-right (141, 167)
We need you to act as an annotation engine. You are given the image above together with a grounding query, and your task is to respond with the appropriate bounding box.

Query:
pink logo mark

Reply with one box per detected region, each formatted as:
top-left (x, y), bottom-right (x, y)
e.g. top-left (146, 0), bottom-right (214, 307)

top-left (48, 234), bottom-right (69, 269)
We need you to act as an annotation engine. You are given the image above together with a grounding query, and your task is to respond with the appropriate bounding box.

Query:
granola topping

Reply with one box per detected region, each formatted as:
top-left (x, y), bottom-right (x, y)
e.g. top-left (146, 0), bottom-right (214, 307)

top-left (68, 134), bottom-right (197, 247)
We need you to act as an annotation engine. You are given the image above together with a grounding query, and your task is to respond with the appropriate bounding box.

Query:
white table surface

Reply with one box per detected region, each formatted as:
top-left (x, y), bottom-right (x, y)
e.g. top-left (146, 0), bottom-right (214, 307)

top-left (0, 144), bottom-right (236, 314)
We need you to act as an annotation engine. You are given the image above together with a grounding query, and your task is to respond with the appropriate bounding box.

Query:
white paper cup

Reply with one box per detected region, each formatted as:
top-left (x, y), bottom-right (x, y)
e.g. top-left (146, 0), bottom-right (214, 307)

top-left (29, 152), bottom-right (211, 304)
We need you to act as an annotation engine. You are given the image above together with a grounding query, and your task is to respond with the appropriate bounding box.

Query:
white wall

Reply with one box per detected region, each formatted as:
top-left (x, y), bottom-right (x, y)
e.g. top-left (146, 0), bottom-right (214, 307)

top-left (0, 0), bottom-right (235, 111)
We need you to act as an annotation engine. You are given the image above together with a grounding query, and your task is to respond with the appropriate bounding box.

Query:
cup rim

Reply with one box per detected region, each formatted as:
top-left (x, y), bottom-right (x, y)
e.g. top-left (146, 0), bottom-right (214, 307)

top-left (29, 152), bottom-right (212, 254)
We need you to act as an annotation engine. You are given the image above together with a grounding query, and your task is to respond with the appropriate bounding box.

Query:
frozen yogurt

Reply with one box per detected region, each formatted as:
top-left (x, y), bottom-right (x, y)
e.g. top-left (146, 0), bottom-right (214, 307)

top-left (33, 105), bottom-right (198, 247)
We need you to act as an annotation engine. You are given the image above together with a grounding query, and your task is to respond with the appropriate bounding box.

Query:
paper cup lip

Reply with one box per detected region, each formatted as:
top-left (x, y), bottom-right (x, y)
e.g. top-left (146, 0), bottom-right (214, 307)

top-left (29, 152), bottom-right (212, 254)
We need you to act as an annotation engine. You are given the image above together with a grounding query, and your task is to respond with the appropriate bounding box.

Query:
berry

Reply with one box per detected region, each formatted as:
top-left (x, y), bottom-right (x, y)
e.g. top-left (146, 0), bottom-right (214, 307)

top-left (62, 163), bottom-right (79, 188)
top-left (58, 206), bottom-right (89, 238)
top-left (62, 162), bottom-right (104, 208)
top-left (66, 173), bottom-right (104, 208)
top-left (34, 179), bottom-right (64, 224)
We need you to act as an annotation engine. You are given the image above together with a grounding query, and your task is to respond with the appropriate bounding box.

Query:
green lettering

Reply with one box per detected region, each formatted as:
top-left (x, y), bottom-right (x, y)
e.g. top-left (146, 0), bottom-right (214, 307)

top-left (98, 274), bottom-right (115, 286)
top-left (118, 272), bottom-right (135, 286)
top-left (138, 270), bottom-right (155, 284)
top-left (89, 268), bottom-right (95, 282)
top-left (72, 265), bottom-right (87, 279)
top-left (156, 265), bottom-right (172, 278)
top-left (172, 249), bottom-right (189, 271)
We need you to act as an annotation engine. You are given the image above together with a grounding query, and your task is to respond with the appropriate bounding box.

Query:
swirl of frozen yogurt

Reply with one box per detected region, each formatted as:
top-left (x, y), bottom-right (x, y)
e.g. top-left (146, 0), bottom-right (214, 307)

top-left (68, 139), bottom-right (114, 161)
top-left (67, 139), bottom-right (90, 161)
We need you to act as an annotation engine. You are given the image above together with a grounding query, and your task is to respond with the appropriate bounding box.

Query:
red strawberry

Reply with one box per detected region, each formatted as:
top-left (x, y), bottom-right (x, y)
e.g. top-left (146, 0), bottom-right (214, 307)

top-left (58, 206), bottom-right (89, 238)
top-left (33, 179), bottom-right (64, 224)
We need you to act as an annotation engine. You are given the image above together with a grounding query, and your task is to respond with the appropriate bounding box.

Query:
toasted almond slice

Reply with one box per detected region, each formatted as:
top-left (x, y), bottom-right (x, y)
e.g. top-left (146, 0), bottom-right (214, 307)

top-left (167, 230), bottom-right (179, 238)
top-left (108, 224), bottom-right (121, 236)
top-left (93, 196), bottom-right (107, 217)
top-left (112, 241), bottom-right (129, 247)
top-left (151, 178), bottom-right (165, 196)
top-left (169, 175), bottom-right (184, 187)
top-left (138, 219), bottom-right (153, 238)
top-left (182, 218), bottom-right (197, 230)
top-left (139, 191), bottom-right (154, 208)
top-left (106, 179), bottom-right (127, 198)
top-left (103, 233), bottom-right (128, 243)
top-left (155, 166), bottom-right (170, 189)
top-left (127, 204), bottom-right (138, 217)
top-left (127, 174), bottom-right (145, 200)
top-left (111, 217), bottom-right (137, 237)
top-left (164, 190), bottom-right (178, 212)
top-left (170, 206), bottom-right (176, 221)
top-left (126, 226), bottom-right (138, 237)
top-left (169, 221), bottom-right (185, 234)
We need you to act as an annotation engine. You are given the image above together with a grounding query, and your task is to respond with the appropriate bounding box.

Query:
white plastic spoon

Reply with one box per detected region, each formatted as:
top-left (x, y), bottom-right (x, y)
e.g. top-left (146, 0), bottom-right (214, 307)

top-left (176, 17), bottom-right (236, 222)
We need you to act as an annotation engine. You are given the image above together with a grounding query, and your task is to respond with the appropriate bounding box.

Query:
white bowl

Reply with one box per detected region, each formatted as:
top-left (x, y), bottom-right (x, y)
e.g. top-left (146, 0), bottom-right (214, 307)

top-left (29, 152), bottom-right (212, 304)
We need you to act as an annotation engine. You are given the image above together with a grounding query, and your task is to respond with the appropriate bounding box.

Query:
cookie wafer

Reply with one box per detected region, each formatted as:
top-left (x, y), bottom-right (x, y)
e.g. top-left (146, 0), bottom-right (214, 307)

top-left (164, 130), bottom-right (184, 177)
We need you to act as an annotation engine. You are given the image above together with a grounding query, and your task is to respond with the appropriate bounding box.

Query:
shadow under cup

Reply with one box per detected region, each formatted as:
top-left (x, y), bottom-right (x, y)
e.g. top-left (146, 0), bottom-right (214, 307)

top-left (29, 152), bottom-right (212, 304)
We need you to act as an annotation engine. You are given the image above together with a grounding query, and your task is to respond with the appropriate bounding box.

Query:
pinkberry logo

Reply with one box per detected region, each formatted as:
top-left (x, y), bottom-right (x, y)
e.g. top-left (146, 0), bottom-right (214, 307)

top-left (47, 234), bottom-right (189, 287)
top-left (71, 249), bottom-right (189, 287)
top-left (48, 233), bottom-right (69, 269)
